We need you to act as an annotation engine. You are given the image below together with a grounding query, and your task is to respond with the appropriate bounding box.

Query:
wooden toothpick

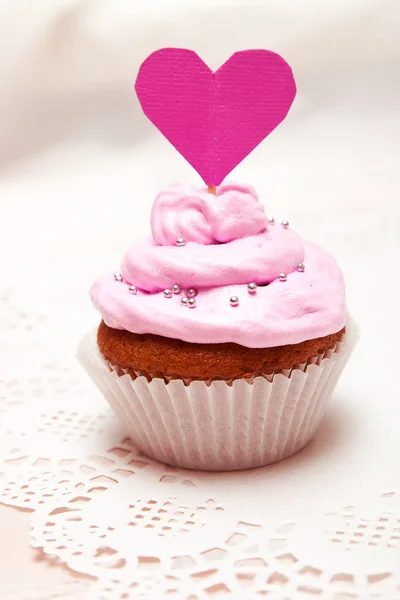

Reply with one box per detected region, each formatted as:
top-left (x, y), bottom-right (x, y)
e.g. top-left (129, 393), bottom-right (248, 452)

top-left (207, 185), bottom-right (217, 195)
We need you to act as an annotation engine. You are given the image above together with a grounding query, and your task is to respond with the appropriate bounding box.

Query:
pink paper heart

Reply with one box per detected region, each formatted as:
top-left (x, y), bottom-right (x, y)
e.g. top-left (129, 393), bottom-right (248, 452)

top-left (135, 48), bottom-right (296, 186)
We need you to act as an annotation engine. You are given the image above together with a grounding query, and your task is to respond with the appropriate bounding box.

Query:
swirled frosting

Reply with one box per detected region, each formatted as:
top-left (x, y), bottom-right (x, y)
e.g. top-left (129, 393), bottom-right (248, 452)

top-left (151, 182), bottom-right (266, 245)
top-left (91, 183), bottom-right (346, 347)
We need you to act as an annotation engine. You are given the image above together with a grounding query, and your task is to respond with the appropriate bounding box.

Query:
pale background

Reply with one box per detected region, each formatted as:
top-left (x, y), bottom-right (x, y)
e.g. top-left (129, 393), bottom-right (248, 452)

top-left (0, 0), bottom-right (399, 597)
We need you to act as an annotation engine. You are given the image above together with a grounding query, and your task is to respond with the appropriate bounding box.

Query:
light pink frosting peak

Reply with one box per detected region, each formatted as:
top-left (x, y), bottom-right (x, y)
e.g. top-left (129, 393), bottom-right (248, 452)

top-left (91, 182), bottom-right (346, 348)
top-left (151, 182), bottom-right (267, 245)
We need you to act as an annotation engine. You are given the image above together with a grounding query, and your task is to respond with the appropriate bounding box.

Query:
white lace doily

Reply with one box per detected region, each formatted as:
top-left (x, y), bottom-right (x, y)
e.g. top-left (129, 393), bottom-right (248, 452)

top-left (1, 276), bottom-right (400, 600)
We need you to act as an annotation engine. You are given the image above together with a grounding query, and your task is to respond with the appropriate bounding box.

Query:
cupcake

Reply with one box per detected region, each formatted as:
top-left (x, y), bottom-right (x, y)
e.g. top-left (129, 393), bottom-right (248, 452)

top-left (78, 47), bottom-right (355, 470)
top-left (79, 179), bottom-right (354, 470)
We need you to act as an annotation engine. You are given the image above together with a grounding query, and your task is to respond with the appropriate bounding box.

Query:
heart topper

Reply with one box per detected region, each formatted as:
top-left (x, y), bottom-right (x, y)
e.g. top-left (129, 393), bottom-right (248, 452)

top-left (135, 48), bottom-right (296, 188)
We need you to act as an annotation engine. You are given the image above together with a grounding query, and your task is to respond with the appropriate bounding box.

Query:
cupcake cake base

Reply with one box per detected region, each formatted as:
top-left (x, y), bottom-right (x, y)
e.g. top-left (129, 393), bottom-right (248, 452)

top-left (78, 321), bottom-right (356, 471)
top-left (97, 321), bottom-right (346, 381)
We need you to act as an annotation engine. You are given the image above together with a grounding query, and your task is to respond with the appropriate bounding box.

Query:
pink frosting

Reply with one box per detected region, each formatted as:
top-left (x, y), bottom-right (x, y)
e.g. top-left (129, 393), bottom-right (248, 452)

top-left (91, 183), bottom-right (346, 348)
top-left (151, 182), bottom-right (266, 245)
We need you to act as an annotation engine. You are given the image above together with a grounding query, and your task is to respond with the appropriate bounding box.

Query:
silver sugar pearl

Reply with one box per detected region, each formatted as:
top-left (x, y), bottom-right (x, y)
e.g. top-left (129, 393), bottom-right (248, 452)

top-left (176, 237), bottom-right (186, 247)
top-left (187, 288), bottom-right (197, 298)
top-left (188, 298), bottom-right (196, 308)
top-left (230, 295), bottom-right (239, 306)
top-left (247, 282), bottom-right (257, 293)
top-left (163, 288), bottom-right (173, 298)
top-left (279, 273), bottom-right (288, 282)
top-left (180, 296), bottom-right (189, 306)
top-left (114, 272), bottom-right (123, 282)
top-left (128, 285), bottom-right (137, 294)
top-left (281, 220), bottom-right (289, 229)
top-left (172, 284), bottom-right (181, 294)
top-left (297, 263), bottom-right (305, 272)
top-left (268, 216), bottom-right (275, 224)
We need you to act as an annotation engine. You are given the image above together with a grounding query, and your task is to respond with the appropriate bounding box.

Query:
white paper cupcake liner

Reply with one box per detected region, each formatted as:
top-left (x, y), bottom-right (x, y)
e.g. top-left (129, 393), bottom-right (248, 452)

top-left (78, 320), bottom-right (357, 471)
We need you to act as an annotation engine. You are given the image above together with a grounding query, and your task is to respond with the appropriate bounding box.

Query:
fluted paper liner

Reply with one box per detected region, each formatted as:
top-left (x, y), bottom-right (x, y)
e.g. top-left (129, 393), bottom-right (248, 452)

top-left (78, 322), bottom-right (356, 470)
